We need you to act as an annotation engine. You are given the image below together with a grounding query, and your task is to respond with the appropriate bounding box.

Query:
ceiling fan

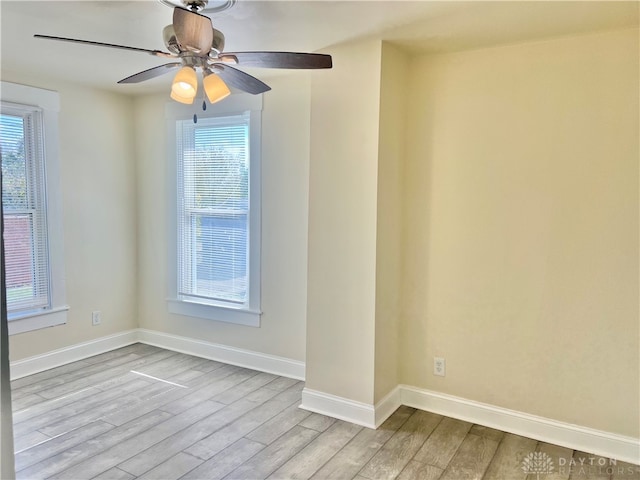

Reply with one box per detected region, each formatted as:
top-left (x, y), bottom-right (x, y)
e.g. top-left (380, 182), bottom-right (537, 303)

top-left (34, 0), bottom-right (332, 107)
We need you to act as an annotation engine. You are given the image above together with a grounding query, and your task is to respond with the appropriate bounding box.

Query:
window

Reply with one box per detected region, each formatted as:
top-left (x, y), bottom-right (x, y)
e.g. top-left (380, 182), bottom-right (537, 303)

top-left (1, 82), bottom-right (67, 335)
top-left (168, 95), bottom-right (262, 326)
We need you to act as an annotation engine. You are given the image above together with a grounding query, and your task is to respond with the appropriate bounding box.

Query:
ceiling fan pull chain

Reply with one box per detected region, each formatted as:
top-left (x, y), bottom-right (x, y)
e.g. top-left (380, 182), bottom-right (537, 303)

top-left (202, 86), bottom-right (207, 111)
top-left (193, 84), bottom-right (207, 123)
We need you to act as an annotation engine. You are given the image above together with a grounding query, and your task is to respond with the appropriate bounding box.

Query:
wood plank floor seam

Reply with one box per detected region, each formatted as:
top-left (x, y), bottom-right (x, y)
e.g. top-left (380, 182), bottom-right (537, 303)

top-left (10, 345), bottom-right (639, 480)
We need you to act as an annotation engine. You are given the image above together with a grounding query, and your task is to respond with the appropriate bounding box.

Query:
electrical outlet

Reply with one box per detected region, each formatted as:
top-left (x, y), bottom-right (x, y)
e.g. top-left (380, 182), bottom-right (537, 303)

top-left (434, 357), bottom-right (445, 376)
top-left (91, 311), bottom-right (102, 326)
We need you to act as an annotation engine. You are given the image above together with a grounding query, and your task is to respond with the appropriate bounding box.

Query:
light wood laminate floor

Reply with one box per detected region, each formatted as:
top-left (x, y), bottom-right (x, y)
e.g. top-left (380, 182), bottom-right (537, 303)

top-left (10, 344), bottom-right (639, 480)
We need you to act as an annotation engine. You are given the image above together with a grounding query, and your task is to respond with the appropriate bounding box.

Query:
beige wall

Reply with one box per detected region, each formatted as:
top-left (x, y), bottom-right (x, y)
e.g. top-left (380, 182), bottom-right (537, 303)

top-left (401, 28), bottom-right (639, 437)
top-left (134, 74), bottom-right (311, 361)
top-left (374, 43), bottom-right (408, 403)
top-left (3, 73), bottom-right (138, 361)
top-left (3, 19), bottom-right (637, 443)
top-left (305, 40), bottom-right (382, 404)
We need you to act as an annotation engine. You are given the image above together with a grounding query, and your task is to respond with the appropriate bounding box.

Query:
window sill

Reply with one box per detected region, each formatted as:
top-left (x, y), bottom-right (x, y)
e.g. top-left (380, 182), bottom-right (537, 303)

top-left (8, 305), bottom-right (69, 335)
top-left (167, 299), bottom-right (261, 327)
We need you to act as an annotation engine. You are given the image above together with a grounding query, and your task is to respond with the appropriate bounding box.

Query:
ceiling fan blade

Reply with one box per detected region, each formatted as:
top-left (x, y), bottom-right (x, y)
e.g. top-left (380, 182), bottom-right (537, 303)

top-left (34, 35), bottom-right (173, 58)
top-left (172, 7), bottom-right (213, 55)
top-left (117, 63), bottom-right (182, 84)
top-left (212, 64), bottom-right (271, 95)
top-left (218, 51), bottom-right (332, 69)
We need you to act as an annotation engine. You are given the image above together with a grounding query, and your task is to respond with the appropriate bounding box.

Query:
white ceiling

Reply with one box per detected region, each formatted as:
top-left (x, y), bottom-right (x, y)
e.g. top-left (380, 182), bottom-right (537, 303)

top-left (1, 1), bottom-right (638, 95)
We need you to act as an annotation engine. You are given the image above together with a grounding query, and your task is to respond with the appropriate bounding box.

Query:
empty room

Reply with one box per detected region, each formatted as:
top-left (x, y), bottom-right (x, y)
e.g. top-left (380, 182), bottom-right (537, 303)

top-left (0, 1), bottom-right (638, 479)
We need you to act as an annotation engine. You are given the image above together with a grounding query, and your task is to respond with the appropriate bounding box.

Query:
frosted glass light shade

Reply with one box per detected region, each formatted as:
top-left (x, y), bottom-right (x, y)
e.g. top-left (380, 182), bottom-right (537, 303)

top-left (171, 66), bottom-right (197, 104)
top-left (170, 89), bottom-right (195, 104)
top-left (203, 72), bottom-right (230, 104)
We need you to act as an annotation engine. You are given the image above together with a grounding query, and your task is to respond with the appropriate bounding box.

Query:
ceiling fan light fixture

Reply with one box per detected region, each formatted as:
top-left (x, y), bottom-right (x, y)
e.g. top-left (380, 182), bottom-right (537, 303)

top-left (35, 8), bottom-right (333, 104)
top-left (170, 89), bottom-right (196, 104)
top-left (203, 70), bottom-right (230, 104)
top-left (171, 66), bottom-right (198, 103)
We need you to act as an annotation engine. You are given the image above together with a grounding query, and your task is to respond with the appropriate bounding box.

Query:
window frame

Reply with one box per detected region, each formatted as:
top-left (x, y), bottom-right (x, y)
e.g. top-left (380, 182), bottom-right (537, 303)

top-left (166, 94), bottom-right (262, 327)
top-left (1, 81), bottom-right (68, 335)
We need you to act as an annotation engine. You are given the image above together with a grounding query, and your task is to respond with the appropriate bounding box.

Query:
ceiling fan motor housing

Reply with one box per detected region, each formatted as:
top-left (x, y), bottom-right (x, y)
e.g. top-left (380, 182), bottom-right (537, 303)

top-left (163, 24), bottom-right (225, 58)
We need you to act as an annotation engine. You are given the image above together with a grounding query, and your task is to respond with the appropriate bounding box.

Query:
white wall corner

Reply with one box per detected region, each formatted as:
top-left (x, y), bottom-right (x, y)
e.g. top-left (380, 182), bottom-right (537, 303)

top-left (374, 385), bottom-right (402, 428)
top-left (136, 328), bottom-right (305, 380)
top-left (300, 388), bottom-right (376, 428)
top-left (9, 329), bottom-right (138, 380)
top-left (399, 384), bottom-right (640, 465)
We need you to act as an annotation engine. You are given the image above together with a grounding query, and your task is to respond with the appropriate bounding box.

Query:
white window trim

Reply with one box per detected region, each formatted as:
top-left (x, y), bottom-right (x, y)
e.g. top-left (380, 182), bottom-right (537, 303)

top-left (166, 94), bottom-right (262, 327)
top-left (1, 81), bottom-right (68, 335)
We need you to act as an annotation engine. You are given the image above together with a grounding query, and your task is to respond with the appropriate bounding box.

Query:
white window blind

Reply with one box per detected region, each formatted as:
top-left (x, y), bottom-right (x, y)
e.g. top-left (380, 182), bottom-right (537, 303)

top-left (177, 113), bottom-right (251, 308)
top-left (1, 104), bottom-right (51, 317)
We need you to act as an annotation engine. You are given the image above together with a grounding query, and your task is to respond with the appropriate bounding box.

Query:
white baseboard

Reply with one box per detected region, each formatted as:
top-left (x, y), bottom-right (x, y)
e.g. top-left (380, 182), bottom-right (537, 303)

top-left (300, 388), bottom-right (376, 428)
top-left (9, 329), bottom-right (138, 380)
top-left (9, 328), bottom-right (305, 381)
top-left (9, 330), bottom-right (638, 464)
top-left (298, 383), bottom-right (638, 464)
top-left (374, 386), bottom-right (402, 428)
top-left (136, 329), bottom-right (305, 380)
top-left (399, 385), bottom-right (640, 465)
